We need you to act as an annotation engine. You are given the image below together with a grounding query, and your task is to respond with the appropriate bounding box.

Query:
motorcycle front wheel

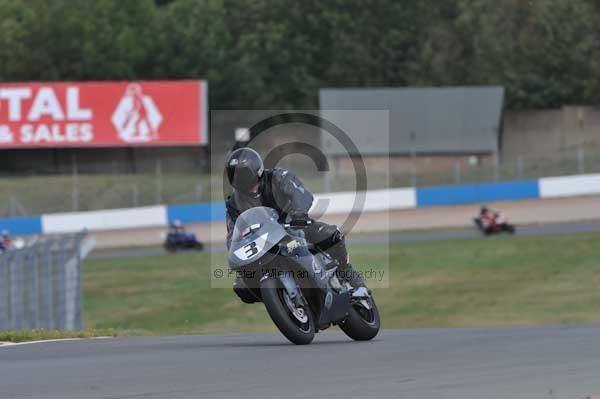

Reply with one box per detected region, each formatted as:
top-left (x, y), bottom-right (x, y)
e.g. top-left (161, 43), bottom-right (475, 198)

top-left (339, 295), bottom-right (381, 341)
top-left (260, 278), bottom-right (315, 345)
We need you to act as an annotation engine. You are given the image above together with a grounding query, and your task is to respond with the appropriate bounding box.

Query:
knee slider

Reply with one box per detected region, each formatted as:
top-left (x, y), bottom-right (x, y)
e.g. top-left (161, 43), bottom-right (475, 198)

top-left (316, 228), bottom-right (344, 251)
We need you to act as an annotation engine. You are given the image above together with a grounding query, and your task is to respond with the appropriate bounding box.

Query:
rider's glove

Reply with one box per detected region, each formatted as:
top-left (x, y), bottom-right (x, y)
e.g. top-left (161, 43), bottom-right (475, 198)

top-left (289, 212), bottom-right (312, 227)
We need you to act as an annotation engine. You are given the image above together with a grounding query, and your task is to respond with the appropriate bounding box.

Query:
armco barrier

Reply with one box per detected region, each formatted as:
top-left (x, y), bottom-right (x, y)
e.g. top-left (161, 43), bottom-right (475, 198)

top-left (0, 216), bottom-right (42, 235)
top-left (416, 180), bottom-right (540, 207)
top-left (167, 202), bottom-right (226, 224)
top-left (1, 173), bottom-right (598, 235)
top-left (41, 206), bottom-right (167, 234)
top-left (539, 174), bottom-right (600, 198)
top-left (310, 188), bottom-right (416, 215)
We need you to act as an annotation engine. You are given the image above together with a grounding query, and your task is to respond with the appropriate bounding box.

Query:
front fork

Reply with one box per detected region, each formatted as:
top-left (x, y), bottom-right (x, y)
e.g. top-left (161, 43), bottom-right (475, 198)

top-left (260, 273), bottom-right (305, 306)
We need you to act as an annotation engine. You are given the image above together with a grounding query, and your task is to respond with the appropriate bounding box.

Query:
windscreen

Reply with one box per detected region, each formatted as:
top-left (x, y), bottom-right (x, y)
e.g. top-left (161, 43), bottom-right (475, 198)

top-left (231, 207), bottom-right (280, 243)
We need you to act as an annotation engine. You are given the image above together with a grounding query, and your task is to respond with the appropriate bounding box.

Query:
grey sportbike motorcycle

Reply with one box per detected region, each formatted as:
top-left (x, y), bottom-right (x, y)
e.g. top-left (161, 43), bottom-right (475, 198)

top-left (228, 207), bottom-right (380, 345)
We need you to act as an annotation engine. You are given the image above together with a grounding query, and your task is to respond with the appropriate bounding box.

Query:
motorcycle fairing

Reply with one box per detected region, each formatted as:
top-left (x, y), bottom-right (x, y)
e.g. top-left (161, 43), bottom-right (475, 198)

top-left (228, 207), bottom-right (287, 269)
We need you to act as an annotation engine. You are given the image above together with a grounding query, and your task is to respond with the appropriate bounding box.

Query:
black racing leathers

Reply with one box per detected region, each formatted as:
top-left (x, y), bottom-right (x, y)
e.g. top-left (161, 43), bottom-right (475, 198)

top-left (225, 168), bottom-right (360, 287)
top-left (226, 168), bottom-right (313, 247)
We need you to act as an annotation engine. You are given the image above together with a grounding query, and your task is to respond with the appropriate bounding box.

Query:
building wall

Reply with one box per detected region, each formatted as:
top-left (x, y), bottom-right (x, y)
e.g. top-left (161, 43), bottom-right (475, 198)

top-left (502, 106), bottom-right (600, 161)
top-left (2, 105), bottom-right (600, 176)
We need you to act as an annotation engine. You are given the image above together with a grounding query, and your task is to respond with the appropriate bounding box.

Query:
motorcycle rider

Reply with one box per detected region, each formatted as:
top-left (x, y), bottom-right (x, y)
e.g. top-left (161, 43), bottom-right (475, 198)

top-left (479, 205), bottom-right (497, 228)
top-left (170, 219), bottom-right (186, 234)
top-left (224, 148), bottom-right (364, 303)
top-left (1, 230), bottom-right (12, 251)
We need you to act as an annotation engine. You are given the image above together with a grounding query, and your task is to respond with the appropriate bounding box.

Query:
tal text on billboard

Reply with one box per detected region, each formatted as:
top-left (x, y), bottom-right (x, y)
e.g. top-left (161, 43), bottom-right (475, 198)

top-left (0, 80), bottom-right (208, 148)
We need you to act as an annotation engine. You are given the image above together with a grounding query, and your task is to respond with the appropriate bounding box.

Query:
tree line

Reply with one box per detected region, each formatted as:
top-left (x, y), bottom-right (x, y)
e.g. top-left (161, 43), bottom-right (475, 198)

top-left (0, 0), bottom-right (598, 110)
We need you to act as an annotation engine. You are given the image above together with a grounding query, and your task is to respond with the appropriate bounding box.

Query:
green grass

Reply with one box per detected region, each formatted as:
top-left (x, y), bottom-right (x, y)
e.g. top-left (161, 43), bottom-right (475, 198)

top-left (82, 232), bottom-right (600, 335)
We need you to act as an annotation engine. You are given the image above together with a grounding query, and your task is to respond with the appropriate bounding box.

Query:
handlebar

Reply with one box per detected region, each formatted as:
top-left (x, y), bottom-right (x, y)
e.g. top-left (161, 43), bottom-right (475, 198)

top-left (283, 220), bottom-right (312, 229)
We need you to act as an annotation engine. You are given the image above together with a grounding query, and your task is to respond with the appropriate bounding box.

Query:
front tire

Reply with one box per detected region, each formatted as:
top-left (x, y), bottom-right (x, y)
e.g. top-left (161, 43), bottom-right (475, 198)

top-left (339, 295), bottom-right (380, 341)
top-left (260, 278), bottom-right (315, 345)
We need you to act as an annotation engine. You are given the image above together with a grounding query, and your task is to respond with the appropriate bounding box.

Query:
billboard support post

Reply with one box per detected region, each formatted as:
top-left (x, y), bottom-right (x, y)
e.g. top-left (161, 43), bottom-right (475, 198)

top-left (71, 155), bottom-right (79, 212)
top-left (132, 184), bottom-right (139, 207)
top-left (517, 156), bottom-right (524, 179)
top-left (454, 161), bottom-right (462, 184)
top-left (578, 147), bottom-right (585, 174)
top-left (155, 159), bottom-right (163, 205)
top-left (493, 154), bottom-right (500, 182)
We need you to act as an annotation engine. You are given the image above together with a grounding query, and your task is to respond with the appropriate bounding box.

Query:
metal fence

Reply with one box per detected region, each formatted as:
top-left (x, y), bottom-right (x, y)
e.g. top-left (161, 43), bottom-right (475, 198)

top-left (2, 144), bottom-right (600, 217)
top-left (0, 231), bottom-right (93, 331)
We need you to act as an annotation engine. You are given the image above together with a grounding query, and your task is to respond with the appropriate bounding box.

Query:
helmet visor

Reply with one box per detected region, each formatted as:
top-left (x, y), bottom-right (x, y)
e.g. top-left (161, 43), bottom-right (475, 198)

top-left (230, 166), bottom-right (259, 193)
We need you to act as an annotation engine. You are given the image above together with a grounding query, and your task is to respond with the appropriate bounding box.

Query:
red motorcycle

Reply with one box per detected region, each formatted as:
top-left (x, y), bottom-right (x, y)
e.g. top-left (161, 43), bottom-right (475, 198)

top-left (473, 212), bottom-right (516, 236)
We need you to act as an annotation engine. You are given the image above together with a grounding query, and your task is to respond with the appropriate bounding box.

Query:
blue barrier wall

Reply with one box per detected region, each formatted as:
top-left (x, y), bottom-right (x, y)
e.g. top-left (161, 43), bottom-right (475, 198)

top-left (0, 216), bottom-right (43, 235)
top-left (0, 178), bottom-right (549, 235)
top-left (416, 180), bottom-right (540, 207)
top-left (167, 202), bottom-right (226, 224)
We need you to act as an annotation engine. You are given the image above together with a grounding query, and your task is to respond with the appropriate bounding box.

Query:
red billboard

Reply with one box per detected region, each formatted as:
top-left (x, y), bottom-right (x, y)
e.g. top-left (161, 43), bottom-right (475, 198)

top-left (0, 80), bottom-right (207, 148)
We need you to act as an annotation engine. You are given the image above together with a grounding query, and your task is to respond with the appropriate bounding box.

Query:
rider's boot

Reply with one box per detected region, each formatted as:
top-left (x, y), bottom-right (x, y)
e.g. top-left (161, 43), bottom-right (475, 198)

top-left (338, 262), bottom-right (366, 288)
top-left (324, 235), bottom-right (366, 288)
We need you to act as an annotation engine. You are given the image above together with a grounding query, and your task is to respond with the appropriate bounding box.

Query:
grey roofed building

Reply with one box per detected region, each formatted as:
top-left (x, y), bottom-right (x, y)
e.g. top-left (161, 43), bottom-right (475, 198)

top-left (319, 86), bottom-right (505, 156)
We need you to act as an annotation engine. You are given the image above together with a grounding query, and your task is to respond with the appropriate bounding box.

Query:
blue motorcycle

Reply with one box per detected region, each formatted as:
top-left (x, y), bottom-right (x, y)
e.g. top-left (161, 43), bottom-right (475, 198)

top-left (164, 228), bottom-right (204, 253)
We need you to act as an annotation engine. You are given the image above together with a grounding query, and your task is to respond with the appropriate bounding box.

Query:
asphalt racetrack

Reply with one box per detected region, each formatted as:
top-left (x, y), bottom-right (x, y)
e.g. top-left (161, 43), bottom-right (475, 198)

top-left (2, 326), bottom-right (599, 399)
top-left (24, 221), bottom-right (598, 398)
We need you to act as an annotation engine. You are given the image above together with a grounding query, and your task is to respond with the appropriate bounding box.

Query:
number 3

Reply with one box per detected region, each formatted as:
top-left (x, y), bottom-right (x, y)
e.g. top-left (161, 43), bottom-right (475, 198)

top-left (244, 241), bottom-right (259, 257)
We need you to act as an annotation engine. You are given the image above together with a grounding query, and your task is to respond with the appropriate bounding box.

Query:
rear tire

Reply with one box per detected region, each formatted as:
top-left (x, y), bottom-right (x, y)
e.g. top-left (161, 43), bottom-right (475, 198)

top-left (339, 296), bottom-right (380, 341)
top-left (260, 278), bottom-right (315, 345)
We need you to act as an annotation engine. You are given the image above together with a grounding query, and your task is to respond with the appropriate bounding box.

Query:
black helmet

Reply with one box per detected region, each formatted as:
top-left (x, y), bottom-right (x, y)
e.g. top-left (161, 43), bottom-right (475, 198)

top-left (225, 148), bottom-right (264, 193)
top-left (480, 205), bottom-right (488, 213)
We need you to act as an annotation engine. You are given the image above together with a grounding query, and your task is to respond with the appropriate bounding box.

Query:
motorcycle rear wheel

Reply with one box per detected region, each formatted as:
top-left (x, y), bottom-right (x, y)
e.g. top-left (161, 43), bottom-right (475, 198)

top-left (339, 296), bottom-right (380, 341)
top-left (260, 278), bottom-right (315, 345)
top-left (164, 243), bottom-right (177, 253)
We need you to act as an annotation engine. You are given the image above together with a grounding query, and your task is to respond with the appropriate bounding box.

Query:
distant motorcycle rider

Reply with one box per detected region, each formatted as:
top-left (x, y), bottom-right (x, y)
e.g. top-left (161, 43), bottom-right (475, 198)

top-left (225, 148), bottom-right (363, 303)
top-left (0, 230), bottom-right (12, 252)
top-left (479, 205), bottom-right (497, 228)
top-left (170, 219), bottom-right (186, 234)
